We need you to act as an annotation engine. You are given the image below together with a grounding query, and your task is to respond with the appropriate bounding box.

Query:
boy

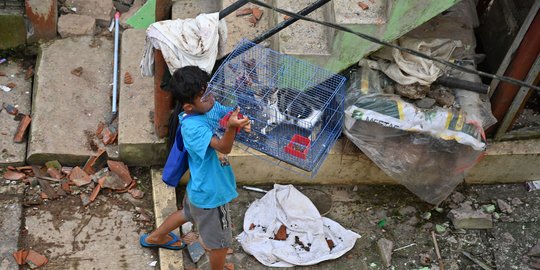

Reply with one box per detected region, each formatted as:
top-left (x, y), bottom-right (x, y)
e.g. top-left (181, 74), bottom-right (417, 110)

top-left (140, 66), bottom-right (250, 270)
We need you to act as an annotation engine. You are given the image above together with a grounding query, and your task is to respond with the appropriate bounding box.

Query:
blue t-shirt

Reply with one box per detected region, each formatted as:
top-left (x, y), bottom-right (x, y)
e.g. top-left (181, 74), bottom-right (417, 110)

top-left (181, 102), bottom-right (238, 208)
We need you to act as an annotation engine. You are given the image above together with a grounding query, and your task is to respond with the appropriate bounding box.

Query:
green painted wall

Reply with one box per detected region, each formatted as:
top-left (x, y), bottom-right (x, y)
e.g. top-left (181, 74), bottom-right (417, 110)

top-left (0, 14), bottom-right (26, 49)
top-left (297, 0), bottom-right (462, 73)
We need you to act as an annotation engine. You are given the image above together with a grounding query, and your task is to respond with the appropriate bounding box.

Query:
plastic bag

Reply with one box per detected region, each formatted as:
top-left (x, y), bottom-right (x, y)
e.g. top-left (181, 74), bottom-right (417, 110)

top-left (343, 66), bottom-right (495, 204)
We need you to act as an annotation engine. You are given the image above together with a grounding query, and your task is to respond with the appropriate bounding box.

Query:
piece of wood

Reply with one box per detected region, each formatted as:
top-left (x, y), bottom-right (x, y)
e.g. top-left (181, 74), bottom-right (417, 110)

top-left (431, 231), bottom-right (444, 270)
top-left (38, 179), bottom-right (59, 200)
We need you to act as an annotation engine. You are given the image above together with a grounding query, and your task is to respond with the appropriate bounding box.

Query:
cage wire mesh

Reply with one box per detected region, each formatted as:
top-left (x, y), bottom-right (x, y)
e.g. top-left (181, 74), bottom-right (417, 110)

top-left (204, 39), bottom-right (346, 177)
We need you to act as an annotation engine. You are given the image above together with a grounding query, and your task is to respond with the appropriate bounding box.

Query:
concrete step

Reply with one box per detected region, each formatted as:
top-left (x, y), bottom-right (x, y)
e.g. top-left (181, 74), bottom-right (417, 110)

top-left (0, 60), bottom-right (32, 166)
top-left (275, 0), bottom-right (334, 56)
top-left (118, 29), bottom-right (166, 166)
top-left (27, 36), bottom-right (119, 166)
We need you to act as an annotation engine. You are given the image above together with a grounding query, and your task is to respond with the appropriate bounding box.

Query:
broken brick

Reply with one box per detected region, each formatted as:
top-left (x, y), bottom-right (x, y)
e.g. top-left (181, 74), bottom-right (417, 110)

top-left (283, 15), bottom-right (291, 20)
top-left (326, 239), bottom-right (335, 250)
top-left (96, 122), bottom-right (105, 137)
top-left (13, 115), bottom-right (32, 143)
top-left (15, 165), bottom-right (33, 172)
top-left (46, 167), bottom-right (63, 179)
top-left (124, 72), bottom-right (133, 84)
top-left (249, 223), bottom-right (255, 230)
top-left (248, 16), bottom-right (258, 26)
top-left (274, 224), bottom-right (287, 241)
top-left (89, 184), bottom-right (101, 202)
top-left (102, 127), bottom-right (118, 145)
top-left (6, 82), bottom-right (16, 89)
top-left (71, 66), bottom-right (83, 76)
top-left (69, 166), bottom-right (92, 186)
top-left (252, 8), bottom-right (263, 20)
top-left (224, 262), bottom-right (234, 270)
top-left (235, 7), bottom-right (252, 16)
top-left (358, 2), bottom-right (369, 10)
top-left (3, 170), bottom-right (26, 180)
top-left (61, 181), bottom-right (72, 193)
top-left (61, 166), bottom-right (73, 175)
top-left (448, 207), bottom-right (493, 229)
top-left (82, 149), bottom-right (108, 174)
top-left (2, 103), bottom-right (18, 115)
top-left (25, 250), bottom-right (48, 269)
top-left (107, 160), bottom-right (133, 186)
top-left (12, 250), bottom-right (29, 265)
top-left (99, 175), bottom-right (127, 190)
top-left (129, 188), bottom-right (144, 199)
top-left (0, 71), bottom-right (6, 76)
top-left (40, 192), bottom-right (49, 200)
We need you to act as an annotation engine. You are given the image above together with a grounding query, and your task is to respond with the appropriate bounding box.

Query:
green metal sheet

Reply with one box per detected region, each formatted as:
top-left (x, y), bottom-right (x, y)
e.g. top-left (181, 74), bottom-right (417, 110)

top-left (126, 0), bottom-right (156, 29)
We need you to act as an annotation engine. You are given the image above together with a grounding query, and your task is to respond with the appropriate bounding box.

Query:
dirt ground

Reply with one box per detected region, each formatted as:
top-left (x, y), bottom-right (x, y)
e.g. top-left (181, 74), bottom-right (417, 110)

top-left (5, 166), bottom-right (540, 270)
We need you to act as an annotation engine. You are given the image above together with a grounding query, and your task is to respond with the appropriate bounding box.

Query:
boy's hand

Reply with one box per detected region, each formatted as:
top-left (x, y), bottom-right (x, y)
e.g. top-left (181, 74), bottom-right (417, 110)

top-left (228, 107), bottom-right (250, 129)
top-left (242, 121), bottom-right (251, 133)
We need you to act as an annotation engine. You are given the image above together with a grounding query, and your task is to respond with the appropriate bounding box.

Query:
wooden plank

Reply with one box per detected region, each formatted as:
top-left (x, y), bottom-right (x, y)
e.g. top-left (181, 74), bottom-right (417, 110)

top-left (150, 167), bottom-right (184, 270)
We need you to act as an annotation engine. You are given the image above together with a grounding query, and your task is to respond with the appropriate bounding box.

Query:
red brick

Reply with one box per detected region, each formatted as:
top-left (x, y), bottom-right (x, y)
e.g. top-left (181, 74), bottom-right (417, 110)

top-left (235, 7), bottom-right (252, 17)
top-left (3, 170), bottom-right (26, 181)
top-left (252, 8), bottom-right (263, 20)
top-left (69, 166), bottom-right (92, 186)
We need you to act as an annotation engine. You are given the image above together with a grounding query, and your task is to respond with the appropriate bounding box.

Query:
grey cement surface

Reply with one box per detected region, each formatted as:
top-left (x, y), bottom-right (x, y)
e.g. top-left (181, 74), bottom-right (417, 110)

top-left (27, 36), bottom-right (119, 166)
top-left (22, 187), bottom-right (158, 270)
top-left (64, 0), bottom-right (114, 26)
top-left (0, 183), bottom-right (23, 270)
top-left (118, 29), bottom-right (166, 166)
top-left (333, 0), bottom-right (389, 25)
top-left (0, 60), bottom-right (32, 166)
top-left (276, 0), bottom-right (332, 56)
top-left (172, 0), bottom-right (220, 20)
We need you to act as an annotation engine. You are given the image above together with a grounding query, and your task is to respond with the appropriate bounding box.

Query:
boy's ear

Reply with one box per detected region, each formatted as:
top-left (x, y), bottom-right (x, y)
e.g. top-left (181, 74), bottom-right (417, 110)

top-left (183, 103), bottom-right (193, 112)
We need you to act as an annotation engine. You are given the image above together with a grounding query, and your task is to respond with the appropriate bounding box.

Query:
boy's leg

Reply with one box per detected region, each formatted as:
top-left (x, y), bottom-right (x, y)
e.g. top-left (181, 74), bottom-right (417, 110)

top-left (145, 209), bottom-right (188, 246)
top-left (209, 248), bottom-right (228, 270)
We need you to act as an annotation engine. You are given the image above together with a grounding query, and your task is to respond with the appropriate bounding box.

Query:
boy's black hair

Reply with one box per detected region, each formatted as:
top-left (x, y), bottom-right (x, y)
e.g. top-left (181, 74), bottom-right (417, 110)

top-left (169, 66), bottom-right (210, 106)
top-left (167, 66), bottom-right (210, 150)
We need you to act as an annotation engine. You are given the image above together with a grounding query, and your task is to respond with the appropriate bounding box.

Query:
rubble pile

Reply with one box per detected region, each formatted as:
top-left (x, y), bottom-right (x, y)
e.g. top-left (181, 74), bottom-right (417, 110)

top-left (1, 149), bottom-right (144, 208)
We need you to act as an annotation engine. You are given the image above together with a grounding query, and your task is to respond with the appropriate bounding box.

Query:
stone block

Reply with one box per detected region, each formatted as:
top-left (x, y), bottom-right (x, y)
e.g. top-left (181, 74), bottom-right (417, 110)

top-left (0, 61), bottom-right (33, 166)
top-left (27, 36), bottom-right (119, 166)
top-left (65, 0), bottom-right (114, 26)
top-left (0, 14), bottom-right (26, 49)
top-left (58, 14), bottom-right (96, 38)
top-left (448, 208), bottom-right (493, 229)
top-left (118, 29), bottom-right (166, 166)
top-left (172, 0), bottom-right (220, 20)
top-left (25, 0), bottom-right (58, 42)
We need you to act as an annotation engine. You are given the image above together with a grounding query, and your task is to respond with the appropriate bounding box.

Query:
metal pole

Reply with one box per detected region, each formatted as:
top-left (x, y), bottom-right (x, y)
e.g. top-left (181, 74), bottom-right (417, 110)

top-left (112, 12), bottom-right (120, 115)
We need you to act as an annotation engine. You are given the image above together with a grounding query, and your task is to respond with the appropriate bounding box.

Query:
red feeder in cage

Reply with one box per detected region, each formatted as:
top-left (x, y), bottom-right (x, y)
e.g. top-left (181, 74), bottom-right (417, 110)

top-left (284, 134), bottom-right (311, 159)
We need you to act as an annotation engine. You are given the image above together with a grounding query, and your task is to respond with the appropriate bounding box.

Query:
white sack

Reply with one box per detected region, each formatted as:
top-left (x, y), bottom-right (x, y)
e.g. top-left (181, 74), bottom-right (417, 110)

top-left (237, 184), bottom-right (360, 267)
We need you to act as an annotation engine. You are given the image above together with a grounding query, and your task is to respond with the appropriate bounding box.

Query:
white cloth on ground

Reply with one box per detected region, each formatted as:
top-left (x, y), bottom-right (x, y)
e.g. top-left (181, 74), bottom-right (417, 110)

top-left (369, 37), bottom-right (462, 85)
top-left (140, 12), bottom-right (227, 75)
top-left (237, 184), bottom-right (360, 267)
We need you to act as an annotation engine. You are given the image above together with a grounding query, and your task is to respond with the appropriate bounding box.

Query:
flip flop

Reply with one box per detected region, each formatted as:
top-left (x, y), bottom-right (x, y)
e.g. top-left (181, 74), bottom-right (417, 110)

top-left (140, 232), bottom-right (186, 250)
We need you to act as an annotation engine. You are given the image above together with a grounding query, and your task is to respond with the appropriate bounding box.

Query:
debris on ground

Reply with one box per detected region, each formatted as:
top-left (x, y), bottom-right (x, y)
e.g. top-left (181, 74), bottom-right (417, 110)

top-left (124, 72), bottom-right (133, 84)
top-left (12, 249), bottom-right (49, 268)
top-left (377, 238), bottom-right (393, 267)
top-left (358, 2), bottom-right (369, 10)
top-left (448, 204), bottom-right (493, 229)
top-left (13, 114), bottom-right (31, 143)
top-left (71, 66), bottom-right (83, 77)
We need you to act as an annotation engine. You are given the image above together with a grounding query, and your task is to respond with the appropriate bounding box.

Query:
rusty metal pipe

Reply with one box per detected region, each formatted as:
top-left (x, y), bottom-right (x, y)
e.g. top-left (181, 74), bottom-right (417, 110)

top-left (489, 10), bottom-right (540, 135)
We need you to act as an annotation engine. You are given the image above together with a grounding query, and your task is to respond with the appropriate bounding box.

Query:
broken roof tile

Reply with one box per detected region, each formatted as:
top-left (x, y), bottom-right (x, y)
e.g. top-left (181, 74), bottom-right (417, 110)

top-left (235, 7), bottom-right (252, 16)
top-left (252, 7), bottom-right (263, 20)
top-left (13, 114), bottom-right (31, 143)
top-left (3, 170), bottom-right (26, 181)
top-left (69, 166), bottom-right (92, 186)
top-left (107, 160), bottom-right (133, 186)
top-left (89, 184), bottom-right (101, 202)
top-left (25, 250), bottom-right (48, 269)
top-left (12, 250), bottom-right (29, 265)
top-left (46, 167), bottom-right (63, 179)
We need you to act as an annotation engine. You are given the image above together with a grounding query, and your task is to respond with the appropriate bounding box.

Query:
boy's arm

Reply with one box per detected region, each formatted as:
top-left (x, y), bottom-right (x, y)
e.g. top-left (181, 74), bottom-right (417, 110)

top-left (210, 107), bottom-right (249, 154)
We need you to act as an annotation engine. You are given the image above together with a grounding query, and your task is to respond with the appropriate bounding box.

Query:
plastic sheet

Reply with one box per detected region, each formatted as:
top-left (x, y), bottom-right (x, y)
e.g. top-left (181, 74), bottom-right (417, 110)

top-left (343, 67), bottom-right (495, 204)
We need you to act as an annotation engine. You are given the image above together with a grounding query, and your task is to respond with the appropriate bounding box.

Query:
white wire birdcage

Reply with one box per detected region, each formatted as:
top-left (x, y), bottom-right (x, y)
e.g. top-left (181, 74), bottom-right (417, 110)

top-left (204, 39), bottom-right (346, 177)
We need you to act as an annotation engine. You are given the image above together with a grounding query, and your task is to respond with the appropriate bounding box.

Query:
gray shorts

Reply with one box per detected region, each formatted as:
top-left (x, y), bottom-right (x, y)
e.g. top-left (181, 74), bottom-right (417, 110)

top-left (183, 196), bottom-right (233, 250)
